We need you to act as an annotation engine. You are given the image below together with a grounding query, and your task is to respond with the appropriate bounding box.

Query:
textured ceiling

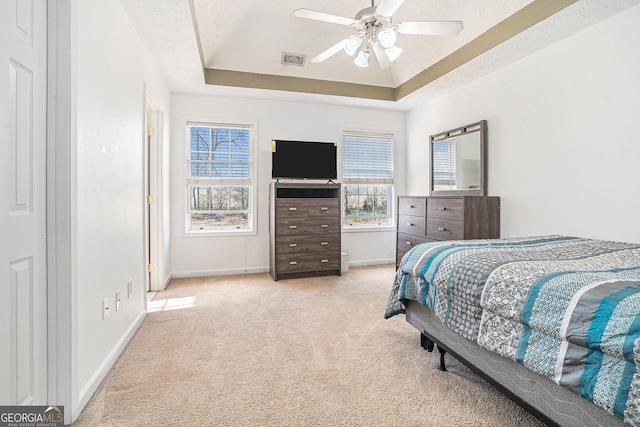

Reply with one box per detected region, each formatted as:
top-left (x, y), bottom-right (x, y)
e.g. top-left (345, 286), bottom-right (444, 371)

top-left (194, 0), bottom-right (532, 88)
top-left (120, 0), bottom-right (640, 111)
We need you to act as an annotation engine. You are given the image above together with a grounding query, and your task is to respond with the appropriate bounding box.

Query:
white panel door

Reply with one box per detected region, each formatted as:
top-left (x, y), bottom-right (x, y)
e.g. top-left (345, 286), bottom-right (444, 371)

top-left (0, 0), bottom-right (48, 405)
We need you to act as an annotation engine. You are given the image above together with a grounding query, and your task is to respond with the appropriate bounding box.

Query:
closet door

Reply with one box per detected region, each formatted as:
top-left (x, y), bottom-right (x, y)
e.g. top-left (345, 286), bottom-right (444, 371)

top-left (0, 0), bottom-right (48, 405)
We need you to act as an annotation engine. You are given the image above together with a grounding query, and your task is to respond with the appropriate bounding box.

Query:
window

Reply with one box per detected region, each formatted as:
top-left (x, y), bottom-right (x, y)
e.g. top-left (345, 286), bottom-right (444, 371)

top-left (342, 131), bottom-right (394, 227)
top-left (432, 139), bottom-right (456, 190)
top-left (186, 122), bottom-right (254, 233)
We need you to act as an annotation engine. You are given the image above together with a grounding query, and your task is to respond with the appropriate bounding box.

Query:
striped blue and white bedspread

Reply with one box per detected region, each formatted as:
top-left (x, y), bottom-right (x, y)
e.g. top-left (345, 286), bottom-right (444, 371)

top-left (384, 235), bottom-right (640, 424)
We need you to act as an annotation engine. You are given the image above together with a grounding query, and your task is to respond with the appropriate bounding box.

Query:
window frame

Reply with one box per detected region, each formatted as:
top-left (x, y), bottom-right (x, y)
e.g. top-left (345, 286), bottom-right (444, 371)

top-left (184, 121), bottom-right (257, 236)
top-left (341, 130), bottom-right (395, 231)
top-left (432, 138), bottom-right (457, 190)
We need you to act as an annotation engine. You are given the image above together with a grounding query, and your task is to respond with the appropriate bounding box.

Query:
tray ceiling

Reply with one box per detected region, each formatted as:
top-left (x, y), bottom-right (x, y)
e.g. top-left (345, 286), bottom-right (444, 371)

top-left (120, 0), bottom-right (640, 110)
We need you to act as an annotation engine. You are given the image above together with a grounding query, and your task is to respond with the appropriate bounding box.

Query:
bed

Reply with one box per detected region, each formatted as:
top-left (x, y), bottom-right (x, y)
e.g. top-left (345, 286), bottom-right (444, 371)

top-left (385, 235), bottom-right (640, 426)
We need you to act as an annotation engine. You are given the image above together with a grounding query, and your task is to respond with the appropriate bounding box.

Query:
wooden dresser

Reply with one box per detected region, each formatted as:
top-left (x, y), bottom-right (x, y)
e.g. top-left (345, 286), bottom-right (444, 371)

top-left (269, 183), bottom-right (341, 280)
top-left (396, 195), bottom-right (500, 266)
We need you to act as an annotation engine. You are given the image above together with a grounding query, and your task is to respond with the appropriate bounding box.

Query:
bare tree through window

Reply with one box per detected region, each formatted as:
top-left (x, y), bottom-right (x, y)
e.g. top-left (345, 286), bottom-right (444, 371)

top-left (186, 124), bottom-right (253, 232)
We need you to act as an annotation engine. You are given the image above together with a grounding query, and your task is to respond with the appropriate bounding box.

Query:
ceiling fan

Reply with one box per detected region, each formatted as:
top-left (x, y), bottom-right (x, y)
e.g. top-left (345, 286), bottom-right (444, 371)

top-left (294, 0), bottom-right (463, 69)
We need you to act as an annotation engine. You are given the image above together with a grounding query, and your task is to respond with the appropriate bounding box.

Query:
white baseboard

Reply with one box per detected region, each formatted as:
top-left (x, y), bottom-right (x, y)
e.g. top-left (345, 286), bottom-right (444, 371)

top-left (348, 258), bottom-right (394, 267)
top-left (162, 274), bottom-right (172, 290)
top-left (74, 311), bottom-right (147, 422)
top-left (170, 266), bottom-right (270, 279)
top-left (166, 262), bottom-right (392, 282)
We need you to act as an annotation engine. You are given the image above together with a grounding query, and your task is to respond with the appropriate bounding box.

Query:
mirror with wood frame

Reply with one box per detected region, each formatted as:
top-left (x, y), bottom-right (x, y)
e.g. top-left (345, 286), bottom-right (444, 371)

top-left (429, 120), bottom-right (487, 196)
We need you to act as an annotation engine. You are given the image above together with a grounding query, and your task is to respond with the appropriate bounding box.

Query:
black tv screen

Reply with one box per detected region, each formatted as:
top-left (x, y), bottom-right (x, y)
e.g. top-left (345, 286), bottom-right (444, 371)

top-left (271, 140), bottom-right (337, 180)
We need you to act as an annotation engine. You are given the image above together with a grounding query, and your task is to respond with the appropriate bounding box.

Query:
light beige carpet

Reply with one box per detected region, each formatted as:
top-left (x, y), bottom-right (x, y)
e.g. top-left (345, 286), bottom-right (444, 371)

top-left (72, 265), bottom-right (542, 426)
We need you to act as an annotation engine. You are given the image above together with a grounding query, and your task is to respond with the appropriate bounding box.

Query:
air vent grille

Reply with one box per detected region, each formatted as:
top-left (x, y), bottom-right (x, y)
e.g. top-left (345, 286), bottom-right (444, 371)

top-left (281, 52), bottom-right (306, 67)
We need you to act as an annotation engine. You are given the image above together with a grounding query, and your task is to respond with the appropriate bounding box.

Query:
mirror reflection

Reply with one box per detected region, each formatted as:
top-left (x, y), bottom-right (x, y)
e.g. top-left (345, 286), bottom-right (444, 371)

top-left (433, 132), bottom-right (481, 191)
top-left (430, 120), bottom-right (486, 196)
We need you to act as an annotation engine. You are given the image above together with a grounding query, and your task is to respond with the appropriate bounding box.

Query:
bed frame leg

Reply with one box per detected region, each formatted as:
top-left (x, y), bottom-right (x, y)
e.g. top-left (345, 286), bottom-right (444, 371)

top-left (421, 333), bottom-right (434, 352)
top-left (437, 345), bottom-right (447, 371)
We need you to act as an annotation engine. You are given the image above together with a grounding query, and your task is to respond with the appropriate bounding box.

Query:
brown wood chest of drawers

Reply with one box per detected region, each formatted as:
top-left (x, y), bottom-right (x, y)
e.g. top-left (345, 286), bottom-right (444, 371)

top-left (270, 183), bottom-right (341, 280)
top-left (396, 195), bottom-right (500, 266)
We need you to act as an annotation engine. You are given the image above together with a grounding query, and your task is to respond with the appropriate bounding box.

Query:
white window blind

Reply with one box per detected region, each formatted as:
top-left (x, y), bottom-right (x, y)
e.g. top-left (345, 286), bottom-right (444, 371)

top-left (433, 139), bottom-right (456, 185)
top-left (342, 132), bottom-right (394, 183)
top-left (341, 131), bottom-right (394, 227)
top-left (187, 123), bottom-right (251, 182)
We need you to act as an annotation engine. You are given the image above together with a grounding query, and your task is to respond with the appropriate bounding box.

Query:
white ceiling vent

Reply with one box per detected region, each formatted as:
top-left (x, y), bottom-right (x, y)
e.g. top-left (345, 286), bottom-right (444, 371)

top-left (281, 52), bottom-right (306, 67)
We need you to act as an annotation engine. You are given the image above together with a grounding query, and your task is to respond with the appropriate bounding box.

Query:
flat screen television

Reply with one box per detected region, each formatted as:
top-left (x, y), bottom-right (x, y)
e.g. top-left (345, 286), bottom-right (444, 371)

top-left (271, 140), bottom-right (337, 180)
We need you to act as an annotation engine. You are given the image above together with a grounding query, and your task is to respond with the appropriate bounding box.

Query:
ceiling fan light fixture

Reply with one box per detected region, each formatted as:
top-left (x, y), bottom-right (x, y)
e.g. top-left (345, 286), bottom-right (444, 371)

top-left (384, 44), bottom-right (402, 62)
top-left (343, 36), bottom-right (362, 56)
top-left (354, 49), bottom-right (369, 67)
top-left (294, 3), bottom-right (463, 69)
top-left (377, 28), bottom-right (397, 48)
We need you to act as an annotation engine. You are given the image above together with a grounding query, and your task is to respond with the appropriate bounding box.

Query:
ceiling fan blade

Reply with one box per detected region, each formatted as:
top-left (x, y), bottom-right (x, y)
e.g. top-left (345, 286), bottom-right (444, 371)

top-left (375, 0), bottom-right (405, 18)
top-left (396, 21), bottom-right (463, 36)
top-left (372, 42), bottom-right (392, 69)
top-left (311, 39), bottom-right (348, 63)
top-left (293, 9), bottom-right (355, 26)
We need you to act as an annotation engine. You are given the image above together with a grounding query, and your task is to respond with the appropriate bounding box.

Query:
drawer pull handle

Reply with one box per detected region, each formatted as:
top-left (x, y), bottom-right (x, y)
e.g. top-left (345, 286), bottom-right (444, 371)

top-left (320, 224), bottom-right (329, 228)
top-left (408, 205), bottom-right (416, 208)
top-left (438, 227), bottom-right (446, 232)
top-left (321, 259), bottom-right (329, 263)
top-left (289, 261), bottom-right (298, 265)
top-left (406, 242), bottom-right (412, 245)
top-left (406, 222), bottom-right (414, 226)
top-left (289, 225), bottom-right (297, 229)
top-left (289, 243), bottom-right (297, 247)
top-left (289, 207), bottom-right (297, 211)
top-left (440, 207), bottom-right (446, 211)
top-left (320, 242), bottom-right (329, 246)
top-left (320, 207), bottom-right (328, 211)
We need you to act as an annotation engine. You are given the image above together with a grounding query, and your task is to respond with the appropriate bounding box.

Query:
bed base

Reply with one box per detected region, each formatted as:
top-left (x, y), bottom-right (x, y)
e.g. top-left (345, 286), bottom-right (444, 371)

top-left (405, 300), bottom-right (624, 427)
top-left (420, 334), bottom-right (448, 371)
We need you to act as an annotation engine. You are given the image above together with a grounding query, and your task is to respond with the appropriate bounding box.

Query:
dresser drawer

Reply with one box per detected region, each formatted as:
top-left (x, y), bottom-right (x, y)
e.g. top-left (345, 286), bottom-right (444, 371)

top-left (427, 198), bottom-right (464, 220)
top-left (395, 195), bottom-right (500, 267)
top-left (426, 218), bottom-right (463, 240)
top-left (398, 197), bottom-right (427, 217)
top-left (396, 232), bottom-right (433, 263)
top-left (397, 214), bottom-right (426, 236)
top-left (276, 218), bottom-right (340, 235)
top-left (277, 253), bottom-right (340, 273)
top-left (276, 235), bottom-right (340, 254)
top-left (276, 200), bottom-right (309, 218)
top-left (308, 199), bottom-right (339, 217)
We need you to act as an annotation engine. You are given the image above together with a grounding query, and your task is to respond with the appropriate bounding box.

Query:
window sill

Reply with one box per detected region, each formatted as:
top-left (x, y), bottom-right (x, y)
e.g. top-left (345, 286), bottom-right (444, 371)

top-left (183, 229), bottom-right (257, 238)
top-left (342, 225), bottom-right (396, 233)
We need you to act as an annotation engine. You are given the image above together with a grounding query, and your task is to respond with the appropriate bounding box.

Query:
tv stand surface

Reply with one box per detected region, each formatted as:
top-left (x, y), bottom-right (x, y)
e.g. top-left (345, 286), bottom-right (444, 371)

top-left (269, 182), bottom-right (341, 281)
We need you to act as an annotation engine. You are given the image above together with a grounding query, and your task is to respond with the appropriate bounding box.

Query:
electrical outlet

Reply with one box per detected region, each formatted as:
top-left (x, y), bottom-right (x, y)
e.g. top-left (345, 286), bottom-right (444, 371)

top-left (127, 279), bottom-right (133, 298)
top-left (102, 298), bottom-right (109, 319)
top-left (115, 290), bottom-right (121, 311)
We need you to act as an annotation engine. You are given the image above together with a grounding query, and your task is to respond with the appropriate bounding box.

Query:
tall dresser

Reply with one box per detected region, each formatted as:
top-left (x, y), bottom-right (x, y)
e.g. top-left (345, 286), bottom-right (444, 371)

top-left (396, 195), bottom-right (500, 266)
top-left (269, 183), bottom-right (341, 281)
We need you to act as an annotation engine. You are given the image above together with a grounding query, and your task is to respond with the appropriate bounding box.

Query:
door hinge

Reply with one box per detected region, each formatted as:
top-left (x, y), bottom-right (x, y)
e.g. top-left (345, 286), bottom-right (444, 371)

top-left (147, 195), bottom-right (154, 204)
top-left (147, 127), bottom-right (155, 136)
top-left (147, 263), bottom-right (155, 273)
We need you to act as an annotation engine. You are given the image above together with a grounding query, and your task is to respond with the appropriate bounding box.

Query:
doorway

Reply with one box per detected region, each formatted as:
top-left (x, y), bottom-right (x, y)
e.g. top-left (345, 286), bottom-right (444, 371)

top-left (145, 98), bottom-right (162, 292)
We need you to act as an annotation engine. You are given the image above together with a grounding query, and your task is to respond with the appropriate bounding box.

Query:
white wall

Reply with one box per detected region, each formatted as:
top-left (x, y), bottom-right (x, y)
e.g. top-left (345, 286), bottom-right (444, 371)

top-left (170, 95), bottom-right (406, 276)
top-left (72, 0), bottom-right (171, 421)
top-left (406, 4), bottom-right (640, 244)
